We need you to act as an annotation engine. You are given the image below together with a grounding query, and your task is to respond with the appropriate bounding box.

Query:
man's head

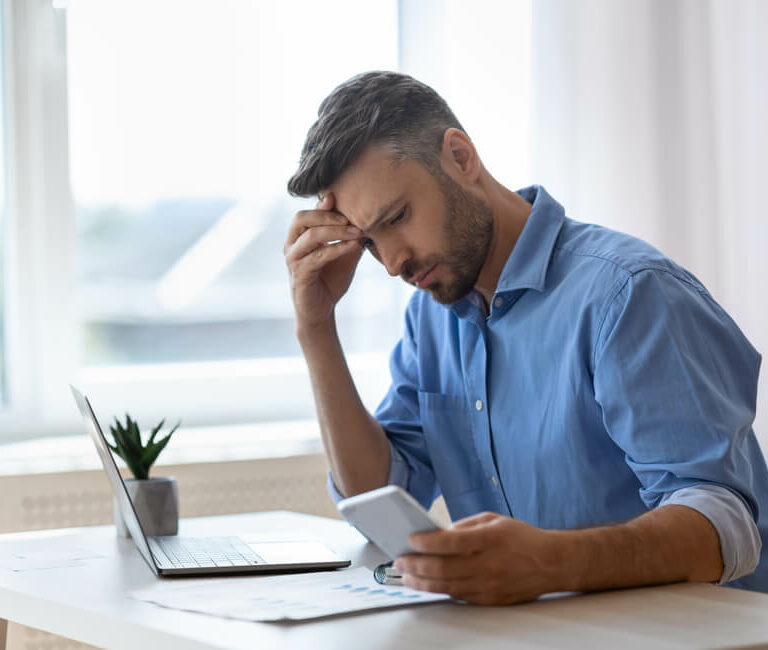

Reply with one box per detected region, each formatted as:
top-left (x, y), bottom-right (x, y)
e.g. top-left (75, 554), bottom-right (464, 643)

top-left (287, 71), bottom-right (465, 197)
top-left (287, 71), bottom-right (495, 305)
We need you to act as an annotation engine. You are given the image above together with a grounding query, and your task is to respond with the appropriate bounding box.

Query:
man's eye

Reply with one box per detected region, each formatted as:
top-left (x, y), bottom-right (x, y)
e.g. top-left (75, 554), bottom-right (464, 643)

top-left (389, 209), bottom-right (406, 226)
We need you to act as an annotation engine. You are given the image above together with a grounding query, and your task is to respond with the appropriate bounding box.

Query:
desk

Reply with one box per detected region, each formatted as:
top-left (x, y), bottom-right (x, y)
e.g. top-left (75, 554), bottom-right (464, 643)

top-left (2, 511), bottom-right (768, 650)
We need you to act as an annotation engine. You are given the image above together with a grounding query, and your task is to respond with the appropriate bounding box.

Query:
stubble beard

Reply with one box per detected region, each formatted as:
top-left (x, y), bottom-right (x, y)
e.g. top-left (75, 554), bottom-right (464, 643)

top-left (425, 173), bottom-right (494, 305)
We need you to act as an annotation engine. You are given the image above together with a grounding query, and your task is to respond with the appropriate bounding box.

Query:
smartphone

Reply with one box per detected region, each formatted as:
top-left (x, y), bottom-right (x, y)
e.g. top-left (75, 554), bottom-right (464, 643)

top-left (337, 485), bottom-right (445, 560)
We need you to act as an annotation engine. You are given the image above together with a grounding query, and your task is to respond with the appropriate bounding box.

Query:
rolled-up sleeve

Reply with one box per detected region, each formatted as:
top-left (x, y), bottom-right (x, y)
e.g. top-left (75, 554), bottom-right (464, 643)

top-left (661, 484), bottom-right (761, 583)
top-left (327, 440), bottom-right (411, 504)
top-left (594, 269), bottom-right (763, 525)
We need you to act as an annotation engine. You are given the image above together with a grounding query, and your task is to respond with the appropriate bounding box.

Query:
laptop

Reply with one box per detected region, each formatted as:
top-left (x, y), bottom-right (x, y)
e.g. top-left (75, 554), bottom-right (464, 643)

top-left (70, 385), bottom-right (351, 576)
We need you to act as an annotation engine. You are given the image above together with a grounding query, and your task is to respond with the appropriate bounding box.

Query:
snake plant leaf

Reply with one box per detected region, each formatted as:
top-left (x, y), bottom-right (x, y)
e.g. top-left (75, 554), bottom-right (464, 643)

top-left (109, 420), bottom-right (148, 480)
top-left (114, 416), bottom-right (143, 460)
top-left (127, 415), bottom-right (142, 449)
top-left (107, 414), bottom-right (179, 480)
top-left (146, 419), bottom-right (166, 447)
top-left (110, 436), bottom-right (147, 479)
top-left (140, 422), bottom-right (180, 474)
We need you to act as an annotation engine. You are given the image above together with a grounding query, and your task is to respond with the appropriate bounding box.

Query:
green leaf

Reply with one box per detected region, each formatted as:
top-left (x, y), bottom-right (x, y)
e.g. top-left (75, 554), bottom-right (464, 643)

top-left (127, 415), bottom-right (142, 448)
top-left (140, 422), bottom-right (180, 477)
top-left (141, 437), bottom-right (170, 477)
top-left (121, 419), bottom-right (144, 459)
top-left (146, 418), bottom-right (166, 447)
top-left (113, 435), bottom-right (145, 479)
top-left (107, 413), bottom-right (178, 480)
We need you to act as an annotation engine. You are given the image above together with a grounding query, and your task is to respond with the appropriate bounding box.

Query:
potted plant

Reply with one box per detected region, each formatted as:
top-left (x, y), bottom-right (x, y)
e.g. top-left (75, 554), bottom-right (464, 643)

top-left (107, 414), bottom-right (181, 537)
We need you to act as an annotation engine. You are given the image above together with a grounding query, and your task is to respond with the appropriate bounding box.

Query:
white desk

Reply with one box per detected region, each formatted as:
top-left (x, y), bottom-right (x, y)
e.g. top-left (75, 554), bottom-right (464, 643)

top-left (2, 511), bottom-right (768, 649)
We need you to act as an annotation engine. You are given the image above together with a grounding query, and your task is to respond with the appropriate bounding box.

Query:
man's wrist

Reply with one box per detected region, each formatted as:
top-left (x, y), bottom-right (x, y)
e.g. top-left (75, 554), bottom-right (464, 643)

top-left (296, 315), bottom-right (337, 347)
top-left (545, 528), bottom-right (592, 593)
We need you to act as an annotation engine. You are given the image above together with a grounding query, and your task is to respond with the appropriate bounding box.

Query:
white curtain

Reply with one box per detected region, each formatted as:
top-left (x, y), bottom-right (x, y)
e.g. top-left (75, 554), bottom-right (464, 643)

top-left (531, 0), bottom-right (768, 446)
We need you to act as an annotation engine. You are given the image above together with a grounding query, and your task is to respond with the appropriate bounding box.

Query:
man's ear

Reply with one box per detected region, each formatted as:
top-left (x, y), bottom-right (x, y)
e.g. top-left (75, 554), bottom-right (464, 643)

top-left (440, 128), bottom-right (480, 184)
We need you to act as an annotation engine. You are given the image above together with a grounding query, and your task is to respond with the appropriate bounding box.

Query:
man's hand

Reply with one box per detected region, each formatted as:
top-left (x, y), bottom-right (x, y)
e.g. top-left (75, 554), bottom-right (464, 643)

top-left (284, 193), bottom-right (364, 331)
top-left (394, 512), bottom-right (562, 605)
top-left (394, 505), bottom-right (724, 606)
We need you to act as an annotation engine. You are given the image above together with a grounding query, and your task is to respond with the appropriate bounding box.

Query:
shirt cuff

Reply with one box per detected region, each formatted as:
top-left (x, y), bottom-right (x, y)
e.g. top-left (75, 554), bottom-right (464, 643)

top-left (659, 483), bottom-right (761, 584)
top-left (326, 439), bottom-right (411, 505)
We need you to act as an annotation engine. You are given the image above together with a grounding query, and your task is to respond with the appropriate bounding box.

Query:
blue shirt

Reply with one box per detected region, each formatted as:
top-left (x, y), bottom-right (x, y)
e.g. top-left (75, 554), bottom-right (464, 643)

top-left (373, 185), bottom-right (768, 591)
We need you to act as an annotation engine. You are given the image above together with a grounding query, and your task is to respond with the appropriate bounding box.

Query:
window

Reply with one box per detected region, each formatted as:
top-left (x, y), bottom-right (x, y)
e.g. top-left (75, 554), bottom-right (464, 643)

top-left (0, 0), bottom-right (532, 441)
top-left (67, 0), bottom-right (404, 370)
top-left (65, 0), bottom-right (403, 427)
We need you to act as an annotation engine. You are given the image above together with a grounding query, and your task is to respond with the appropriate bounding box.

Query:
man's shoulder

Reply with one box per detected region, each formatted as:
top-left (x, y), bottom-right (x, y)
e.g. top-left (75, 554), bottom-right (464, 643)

top-left (552, 218), bottom-right (702, 290)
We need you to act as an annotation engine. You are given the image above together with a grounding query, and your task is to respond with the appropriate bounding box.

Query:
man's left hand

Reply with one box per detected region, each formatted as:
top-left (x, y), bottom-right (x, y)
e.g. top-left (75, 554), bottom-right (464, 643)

top-left (394, 512), bottom-right (565, 605)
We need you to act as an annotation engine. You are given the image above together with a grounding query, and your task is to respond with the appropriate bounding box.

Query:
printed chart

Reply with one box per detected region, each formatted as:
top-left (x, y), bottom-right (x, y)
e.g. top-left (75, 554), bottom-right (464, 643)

top-left (131, 567), bottom-right (451, 621)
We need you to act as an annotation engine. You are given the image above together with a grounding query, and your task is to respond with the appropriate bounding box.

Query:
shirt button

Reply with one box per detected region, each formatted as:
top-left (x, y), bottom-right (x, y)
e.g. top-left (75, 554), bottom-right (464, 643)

top-left (493, 296), bottom-right (503, 308)
top-left (491, 476), bottom-right (498, 486)
top-left (475, 400), bottom-right (483, 411)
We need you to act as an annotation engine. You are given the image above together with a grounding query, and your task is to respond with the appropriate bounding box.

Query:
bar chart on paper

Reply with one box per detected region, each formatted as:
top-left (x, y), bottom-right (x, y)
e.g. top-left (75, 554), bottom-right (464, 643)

top-left (131, 568), bottom-right (451, 621)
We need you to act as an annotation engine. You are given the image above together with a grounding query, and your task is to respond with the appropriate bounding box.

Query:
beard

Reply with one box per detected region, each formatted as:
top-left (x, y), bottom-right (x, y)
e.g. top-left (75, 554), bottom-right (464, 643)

top-left (402, 171), bottom-right (494, 305)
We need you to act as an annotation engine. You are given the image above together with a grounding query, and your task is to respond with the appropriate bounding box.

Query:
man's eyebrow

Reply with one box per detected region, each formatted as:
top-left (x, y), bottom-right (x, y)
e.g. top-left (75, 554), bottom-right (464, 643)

top-left (361, 196), bottom-right (405, 235)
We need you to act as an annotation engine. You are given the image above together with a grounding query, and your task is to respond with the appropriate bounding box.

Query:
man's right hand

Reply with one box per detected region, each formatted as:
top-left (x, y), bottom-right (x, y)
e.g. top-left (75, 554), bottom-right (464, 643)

top-left (284, 192), bottom-right (391, 496)
top-left (284, 193), bottom-right (364, 332)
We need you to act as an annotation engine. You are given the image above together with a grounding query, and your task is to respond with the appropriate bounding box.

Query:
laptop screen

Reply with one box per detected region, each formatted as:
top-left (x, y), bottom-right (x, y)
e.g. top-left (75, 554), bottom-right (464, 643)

top-left (70, 386), bottom-right (158, 574)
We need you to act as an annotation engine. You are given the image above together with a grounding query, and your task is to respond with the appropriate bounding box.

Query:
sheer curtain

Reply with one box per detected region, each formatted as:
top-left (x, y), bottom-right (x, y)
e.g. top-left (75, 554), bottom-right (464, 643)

top-left (531, 0), bottom-right (768, 446)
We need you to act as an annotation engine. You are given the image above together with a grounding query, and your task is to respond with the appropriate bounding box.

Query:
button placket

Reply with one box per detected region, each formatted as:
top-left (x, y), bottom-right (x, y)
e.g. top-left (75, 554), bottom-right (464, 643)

top-left (461, 319), bottom-right (498, 503)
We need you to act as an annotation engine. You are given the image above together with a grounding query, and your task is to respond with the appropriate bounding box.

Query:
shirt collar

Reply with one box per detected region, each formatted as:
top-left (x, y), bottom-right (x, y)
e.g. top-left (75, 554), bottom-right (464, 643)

top-left (493, 185), bottom-right (565, 294)
top-left (448, 185), bottom-right (565, 320)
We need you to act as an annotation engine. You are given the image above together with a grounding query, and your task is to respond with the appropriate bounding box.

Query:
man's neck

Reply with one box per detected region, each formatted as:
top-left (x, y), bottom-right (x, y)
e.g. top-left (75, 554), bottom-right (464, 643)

top-left (474, 179), bottom-right (532, 306)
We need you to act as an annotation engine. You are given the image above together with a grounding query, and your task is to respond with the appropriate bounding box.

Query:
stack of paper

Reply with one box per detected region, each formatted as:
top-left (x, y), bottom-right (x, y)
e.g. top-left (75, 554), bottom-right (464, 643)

top-left (131, 567), bottom-right (451, 621)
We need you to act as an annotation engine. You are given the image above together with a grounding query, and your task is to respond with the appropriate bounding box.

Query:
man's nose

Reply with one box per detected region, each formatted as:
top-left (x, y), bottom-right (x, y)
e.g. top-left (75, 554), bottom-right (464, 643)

top-left (379, 242), bottom-right (409, 277)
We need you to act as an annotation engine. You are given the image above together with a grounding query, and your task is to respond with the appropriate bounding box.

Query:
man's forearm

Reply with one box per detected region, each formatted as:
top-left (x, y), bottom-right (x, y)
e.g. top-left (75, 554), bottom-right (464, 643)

top-left (556, 504), bottom-right (723, 593)
top-left (298, 316), bottom-right (391, 497)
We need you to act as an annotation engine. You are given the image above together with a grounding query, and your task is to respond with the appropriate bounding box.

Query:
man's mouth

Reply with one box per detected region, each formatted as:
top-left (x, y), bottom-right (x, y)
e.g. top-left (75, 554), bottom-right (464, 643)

top-left (414, 265), bottom-right (438, 289)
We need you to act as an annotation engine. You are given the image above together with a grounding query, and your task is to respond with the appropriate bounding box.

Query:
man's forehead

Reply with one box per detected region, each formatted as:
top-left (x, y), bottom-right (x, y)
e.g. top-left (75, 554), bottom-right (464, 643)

top-left (335, 192), bottom-right (405, 234)
top-left (330, 149), bottom-right (412, 231)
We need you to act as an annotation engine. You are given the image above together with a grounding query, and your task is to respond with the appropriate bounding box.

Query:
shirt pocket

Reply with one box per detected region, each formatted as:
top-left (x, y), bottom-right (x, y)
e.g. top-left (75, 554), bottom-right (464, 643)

top-left (417, 391), bottom-right (482, 497)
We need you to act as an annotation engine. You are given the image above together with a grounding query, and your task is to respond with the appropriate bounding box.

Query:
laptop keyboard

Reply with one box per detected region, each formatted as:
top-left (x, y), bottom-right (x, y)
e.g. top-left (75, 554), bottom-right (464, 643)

top-left (151, 536), bottom-right (263, 569)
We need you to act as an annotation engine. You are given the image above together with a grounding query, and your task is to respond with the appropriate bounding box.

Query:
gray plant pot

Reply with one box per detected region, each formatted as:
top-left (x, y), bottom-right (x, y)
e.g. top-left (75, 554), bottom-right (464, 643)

top-left (115, 476), bottom-right (179, 537)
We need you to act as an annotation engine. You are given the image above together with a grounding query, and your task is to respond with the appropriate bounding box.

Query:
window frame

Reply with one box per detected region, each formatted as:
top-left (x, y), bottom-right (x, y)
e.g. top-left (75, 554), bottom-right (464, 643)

top-left (0, 0), bottom-right (79, 439)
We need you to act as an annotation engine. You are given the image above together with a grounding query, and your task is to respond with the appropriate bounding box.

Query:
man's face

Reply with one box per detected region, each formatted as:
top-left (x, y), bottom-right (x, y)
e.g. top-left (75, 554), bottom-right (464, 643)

top-left (330, 145), bottom-right (494, 304)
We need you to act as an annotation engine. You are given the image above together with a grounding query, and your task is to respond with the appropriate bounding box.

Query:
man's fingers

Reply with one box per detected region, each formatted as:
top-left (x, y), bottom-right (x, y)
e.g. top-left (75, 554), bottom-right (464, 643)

top-left (401, 573), bottom-right (481, 600)
top-left (408, 526), bottom-right (489, 555)
top-left (451, 512), bottom-right (499, 529)
top-left (285, 224), bottom-right (361, 262)
top-left (395, 551), bottom-right (478, 581)
top-left (285, 208), bottom-right (350, 248)
top-left (289, 239), bottom-right (361, 275)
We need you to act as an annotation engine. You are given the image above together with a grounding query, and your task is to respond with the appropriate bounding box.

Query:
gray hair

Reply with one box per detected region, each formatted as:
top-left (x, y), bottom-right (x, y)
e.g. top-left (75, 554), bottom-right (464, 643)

top-left (287, 71), bottom-right (466, 197)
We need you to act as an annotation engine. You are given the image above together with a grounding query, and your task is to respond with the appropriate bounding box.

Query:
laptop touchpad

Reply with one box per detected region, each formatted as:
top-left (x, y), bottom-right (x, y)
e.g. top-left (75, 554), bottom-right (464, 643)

top-left (247, 541), bottom-right (341, 563)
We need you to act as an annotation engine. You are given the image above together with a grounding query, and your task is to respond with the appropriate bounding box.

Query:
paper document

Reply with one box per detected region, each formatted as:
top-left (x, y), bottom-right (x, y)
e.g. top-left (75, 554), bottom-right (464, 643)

top-left (131, 567), bottom-right (451, 621)
top-left (0, 547), bottom-right (106, 572)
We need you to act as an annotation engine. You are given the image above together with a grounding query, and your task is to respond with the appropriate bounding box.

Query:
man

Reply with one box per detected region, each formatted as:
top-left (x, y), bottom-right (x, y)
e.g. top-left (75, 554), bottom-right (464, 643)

top-left (283, 71), bottom-right (767, 604)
